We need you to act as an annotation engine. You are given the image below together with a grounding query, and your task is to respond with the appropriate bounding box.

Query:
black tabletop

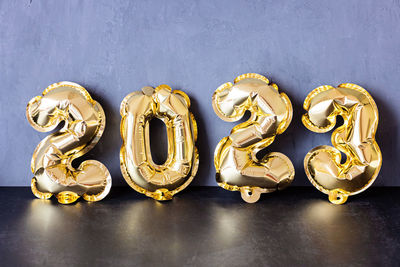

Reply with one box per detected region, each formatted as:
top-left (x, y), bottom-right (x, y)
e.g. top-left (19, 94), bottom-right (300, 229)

top-left (0, 187), bottom-right (399, 267)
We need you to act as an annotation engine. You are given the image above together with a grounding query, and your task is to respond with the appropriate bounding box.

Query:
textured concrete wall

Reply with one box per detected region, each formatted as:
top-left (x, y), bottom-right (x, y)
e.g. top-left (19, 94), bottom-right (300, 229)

top-left (1, 0), bottom-right (399, 186)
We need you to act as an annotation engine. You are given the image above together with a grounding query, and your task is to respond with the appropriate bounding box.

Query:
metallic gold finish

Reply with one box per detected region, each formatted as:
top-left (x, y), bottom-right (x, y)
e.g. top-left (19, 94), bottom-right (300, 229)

top-left (212, 73), bottom-right (295, 203)
top-left (55, 191), bottom-right (80, 204)
top-left (31, 178), bottom-right (52, 200)
top-left (120, 85), bottom-right (199, 200)
top-left (26, 82), bottom-right (112, 204)
top-left (302, 83), bottom-right (382, 204)
top-left (328, 189), bottom-right (349, 205)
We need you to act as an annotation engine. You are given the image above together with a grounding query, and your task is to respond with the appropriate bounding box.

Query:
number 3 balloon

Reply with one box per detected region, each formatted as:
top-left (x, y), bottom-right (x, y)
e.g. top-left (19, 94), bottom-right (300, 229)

top-left (120, 85), bottom-right (199, 200)
top-left (302, 83), bottom-right (382, 204)
top-left (26, 82), bottom-right (112, 204)
top-left (212, 73), bottom-right (295, 203)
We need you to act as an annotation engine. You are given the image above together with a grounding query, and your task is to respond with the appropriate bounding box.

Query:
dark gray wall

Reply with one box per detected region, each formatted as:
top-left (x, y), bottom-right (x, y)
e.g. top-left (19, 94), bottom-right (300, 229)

top-left (1, 0), bottom-right (399, 186)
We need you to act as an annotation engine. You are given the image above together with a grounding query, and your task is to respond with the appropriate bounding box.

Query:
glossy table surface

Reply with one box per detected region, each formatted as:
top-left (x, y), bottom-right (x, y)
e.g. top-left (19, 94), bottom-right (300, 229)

top-left (0, 187), bottom-right (399, 267)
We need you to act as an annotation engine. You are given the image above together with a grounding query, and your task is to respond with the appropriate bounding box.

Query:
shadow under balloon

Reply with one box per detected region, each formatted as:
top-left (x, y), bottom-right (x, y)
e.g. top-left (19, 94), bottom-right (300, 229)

top-left (187, 96), bottom-right (212, 186)
top-left (370, 92), bottom-right (397, 186)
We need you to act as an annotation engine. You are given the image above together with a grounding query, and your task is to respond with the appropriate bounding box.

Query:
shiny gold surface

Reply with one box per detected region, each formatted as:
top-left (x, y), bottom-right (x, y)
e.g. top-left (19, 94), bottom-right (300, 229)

top-left (302, 83), bottom-right (382, 204)
top-left (26, 82), bottom-right (112, 204)
top-left (212, 73), bottom-right (295, 203)
top-left (120, 85), bottom-right (199, 200)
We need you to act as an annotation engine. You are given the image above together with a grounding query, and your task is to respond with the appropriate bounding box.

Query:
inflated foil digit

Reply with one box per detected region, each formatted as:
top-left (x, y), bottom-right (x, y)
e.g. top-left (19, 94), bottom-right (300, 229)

top-left (120, 85), bottom-right (199, 200)
top-left (212, 73), bottom-right (295, 203)
top-left (302, 83), bottom-right (382, 204)
top-left (26, 82), bottom-right (112, 204)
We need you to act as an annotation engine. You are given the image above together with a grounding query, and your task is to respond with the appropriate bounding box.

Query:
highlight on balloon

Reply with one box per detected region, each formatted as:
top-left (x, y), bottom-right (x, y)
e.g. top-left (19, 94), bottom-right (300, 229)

top-left (26, 82), bottom-right (112, 204)
top-left (212, 73), bottom-right (295, 203)
top-left (302, 83), bottom-right (382, 204)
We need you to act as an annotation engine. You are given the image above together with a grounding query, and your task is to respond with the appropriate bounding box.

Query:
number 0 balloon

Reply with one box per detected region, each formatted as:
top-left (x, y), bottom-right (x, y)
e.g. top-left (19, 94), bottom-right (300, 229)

top-left (212, 73), bottom-right (295, 203)
top-left (26, 82), bottom-right (112, 204)
top-left (120, 85), bottom-right (199, 200)
top-left (302, 83), bottom-right (382, 204)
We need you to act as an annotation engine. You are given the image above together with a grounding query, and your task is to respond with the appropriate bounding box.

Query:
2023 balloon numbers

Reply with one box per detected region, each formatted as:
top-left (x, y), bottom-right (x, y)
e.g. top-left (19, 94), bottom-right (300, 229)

top-left (26, 77), bottom-right (381, 204)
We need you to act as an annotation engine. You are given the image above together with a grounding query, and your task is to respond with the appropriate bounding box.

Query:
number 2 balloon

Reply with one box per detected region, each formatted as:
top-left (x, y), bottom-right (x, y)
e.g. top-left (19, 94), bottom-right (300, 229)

top-left (26, 82), bottom-right (112, 204)
top-left (212, 73), bottom-right (295, 203)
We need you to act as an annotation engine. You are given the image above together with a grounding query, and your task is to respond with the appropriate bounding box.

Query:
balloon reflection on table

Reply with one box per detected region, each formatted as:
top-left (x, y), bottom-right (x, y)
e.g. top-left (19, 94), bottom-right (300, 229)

top-left (5, 188), bottom-right (396, 266)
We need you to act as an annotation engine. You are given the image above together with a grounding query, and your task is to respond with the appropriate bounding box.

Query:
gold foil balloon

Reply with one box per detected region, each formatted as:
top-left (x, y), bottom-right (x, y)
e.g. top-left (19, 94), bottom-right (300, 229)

top-left (120, 85), bottom-right (199, 200)
top-left (26, 82), bottom-right (112, 204)
top-left (212, 73), bottom-right (295, 203)
top-left (302, 83), bottom-right (382, 204)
